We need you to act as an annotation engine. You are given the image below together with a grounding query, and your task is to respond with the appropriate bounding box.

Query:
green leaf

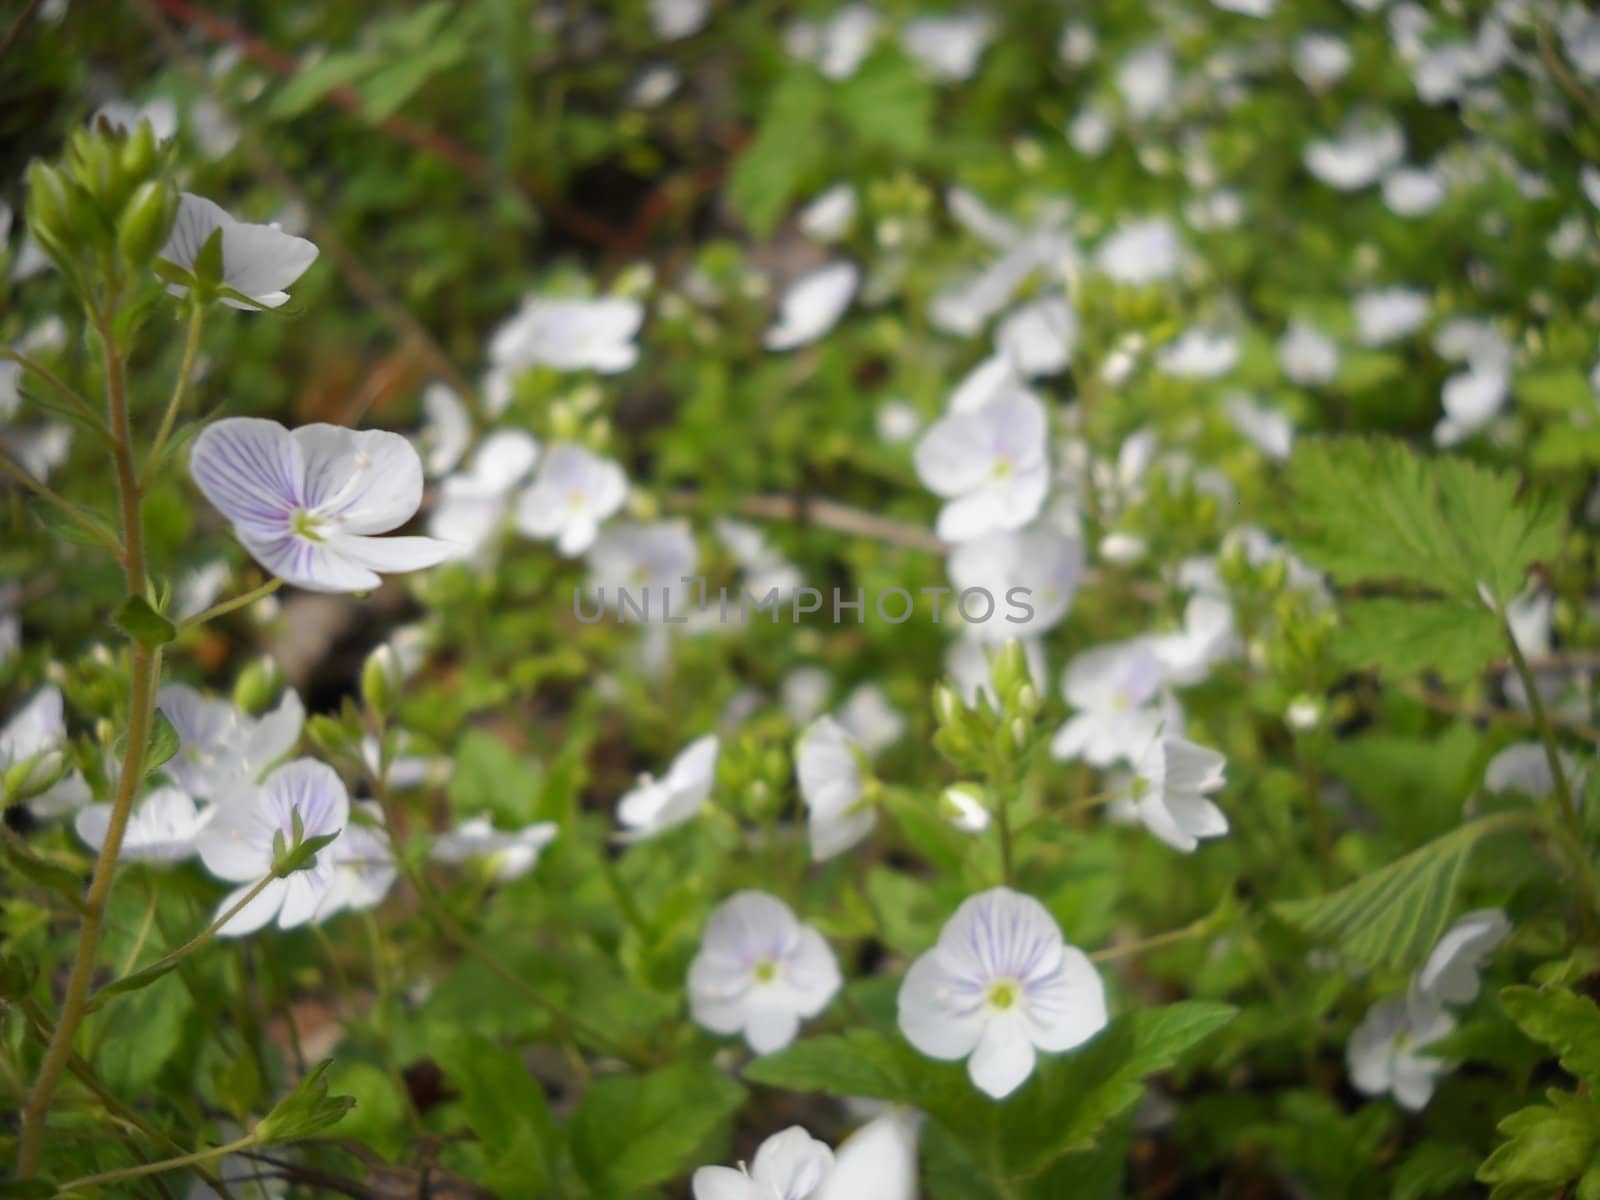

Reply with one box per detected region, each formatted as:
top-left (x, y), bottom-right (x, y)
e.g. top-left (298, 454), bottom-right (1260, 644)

top-left (144, 709), bottom-right (180, 777)
top-left (835, 49), bottom-right (934, 156)
top-left (2, 839), bottom-right (86, 914)
top-left (1500, 986), bottom-right (1600, 1089)
top-left (254, 1060), bottom-right (356, 1144)
top-left (1288, 438), bottom-right (1564, 608)
top-left (447, 729), bottom-right (541, 825)
top-left (1272, 813), bottom-right (1523, 970)
top-left (569, 1061), bottom-right (746, 1193)
top-left (112, 594), bottom-right (175, 649)
top-left (434, 1033), bottom-right (557, 1192)
top-left (1333, 598), bottom-right (1504, 684)
top-left (269, 50), bottom-right (381, 120)
top-left (1478, 1090), bottom-right (1600, 1190)
top-left (728, 71), bottom-right (827, 234)
top-left (1517, 368), bottom-right (1593, 415)
top-left (998, 1002), bottom-right (1238, 1174)
top-left (94, 971), bottom-right (191, 1093)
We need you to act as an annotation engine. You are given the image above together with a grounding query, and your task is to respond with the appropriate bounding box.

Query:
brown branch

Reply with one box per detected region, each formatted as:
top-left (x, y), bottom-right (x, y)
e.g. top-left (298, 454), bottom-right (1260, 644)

top-left (1402, 680), bottom-right (1600, 746)
top-left (0, 0), bottom-right (41, 62)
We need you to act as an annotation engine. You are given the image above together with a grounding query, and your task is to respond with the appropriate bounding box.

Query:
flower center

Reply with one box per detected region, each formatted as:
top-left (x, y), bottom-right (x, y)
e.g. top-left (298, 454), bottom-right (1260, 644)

top-left (753, 960), bottom-right (779, 984)
top-left (991, 457), bottom-right (1014, 481)
top-left (290, 508), bottom-right (327, 542)
top-left (987, 980), bottom-right (1020, 1010)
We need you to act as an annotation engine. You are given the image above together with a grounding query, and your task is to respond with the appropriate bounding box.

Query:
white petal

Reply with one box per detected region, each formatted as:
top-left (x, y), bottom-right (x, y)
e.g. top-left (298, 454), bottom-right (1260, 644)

top-left (691, 1167), bottom-right (764, 1200)
top-left (968, 1011), bottom-right (1037, 1098)
top-left (188, 418), bottom-right (302, 536)
top-left (292, 425), bottom-right (425, 535)
top-left (897, 951), bottom-right (985, 1060)
top-left (750, 1127), bottom-right (835, 1196)
top-left (1024, 946), bottom-right (1108, 1052)
top-left (213, 878), bottom-right (287, 937)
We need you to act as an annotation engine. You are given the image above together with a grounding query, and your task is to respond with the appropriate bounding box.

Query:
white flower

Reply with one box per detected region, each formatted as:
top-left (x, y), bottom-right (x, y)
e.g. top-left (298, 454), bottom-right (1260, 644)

top-left (1153, 593), bottom-right (1240, 686)
top-left (1293, 32), bottom-right (1352, 90)
top-left (94, 97), bottom-right (179, 141)
top-left (1051, 639), bottom-right (1173, 768)
top-left (1278, 321), bottom-right (1339, 386)
top-left (157, 684), bottom-right (304, 803)
top-left (1214, 0), bottom-right (1273, 15)
top-left (176, 559), bottom-right (231, 620)
top-left (940, 783), bottom-right (992, 834)
top-left (1410, 909), bottom-right (1511, 1015)
top-left (1157, 329), bottom-right (1238, 379)
top-left (0, 686), bottom-right (89, 815)
top-left (514, 443), bottom-right (630, 558)
top-left (427, 430), bottom-right (540, 559)
top-left (764, 262), bottom-right (860, 351)
top-left (1483, 742), bottom-right (1582, 799)
top-left (913, 385), bottom-right (1049, 542)
top-left (75, 786), bottom-right (213, 863)
top-left (430, 814), bottom-right (558, 882)
top-left (1225, 394), bottom-right (1293, 460)
top-left (796, 717), bottom-right (874, 861)
top-left (317, 800), bottom-right (397, 917)
top-left (786, 5), bottom-right (880, 80)
top-left (651, 0), bottom-right (710, 40)
top-left (489, 296), bottom-right (644, 374)
top-left (196, 759), bottom-right (349, 937)
top-left (360, 732), bottom-right (442, 791)
top-left (1346, 996), bottom-right (1454, 1111)
top-left (1122, 736), bottom-right (1228, 853)
top-left (715, 518), bottom-right (801, 601)
top-left (898, 887), bottom-right (1107, 1099)
top-left (1067, 106), bottom-right (1114, 157)
top-left (585, 520), bottom-right (699, 621)
top-left (615, 734), bottom-right (720, 840)
top-left (415, 382), bottom-right (471, 478)
top-left (875, 400), bottom-right (921, 444)
top-left (816, 1112), bottom-right (920, 1200)
top-left (901, 11), bottom-right (993, 81)
top-left (1353, 287), bottom-right (1429, 347)
top-left (189, 418), bottom-right (457, 593)
top-left (798, 183), bottom-right (858, 242)
top-left (1095, 218), bottom-right (1181, 285)
top-left (996, 295), bottom-right (1077, 377)
top-left (946, 528), bottom-right (1084, 642)
top-left (1117, 42), bottom-right (1175, 122)
top-left (782, 667), bottom-right (833, 726)
top-left (931, 191), bottom-right (1075, 337)
top-left (1304, 114), bottom-right (1405, 191)
top-left (693, 1125), bottom-right (834, 1200)
top-left (159, 193), bottom-right (318, 310)
top-left (1383, 166), bottom-right (1446, 217)
top-left (835, 684), bottom-right (904, 756)
top-left (689, 891), bottom-right (842, 1053)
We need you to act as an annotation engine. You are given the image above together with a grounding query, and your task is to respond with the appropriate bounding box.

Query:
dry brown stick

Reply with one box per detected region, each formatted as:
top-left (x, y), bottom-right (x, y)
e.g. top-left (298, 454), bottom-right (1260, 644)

top-left (1402, 680), bottom-right (1600, 746)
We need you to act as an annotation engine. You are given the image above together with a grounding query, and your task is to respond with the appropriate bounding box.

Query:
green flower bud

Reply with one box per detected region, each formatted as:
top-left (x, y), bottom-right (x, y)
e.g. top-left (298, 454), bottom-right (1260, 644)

top-left (361, 644), bottom-right (402, 722)
top-left (117, 180), bottom-right (176, 268)
top-left (118, 119), bottom-right (160, 183)
top-left (24, 160), bottom-right (75, 254)
top-left (232, 656), bottom-right (282, 716)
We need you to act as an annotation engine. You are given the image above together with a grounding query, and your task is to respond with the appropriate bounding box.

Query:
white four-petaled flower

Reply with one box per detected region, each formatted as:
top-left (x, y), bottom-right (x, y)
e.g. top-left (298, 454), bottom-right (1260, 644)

top-left (898, 887), bottom-right (1107, 1099)
top-left (189, 418), bottom-right (457, 593)
top-left (430, 814), bottom-right (559, 882)
top-left (159, 192), bottom-right (318, 310)
top-left (515, 443), bottom-right (630, 557)
top-left (795, 716), bottom-right (874, 861)
top-left (1122, 735), bottom-right (1229, 853)
top-left (196, 758), bottom-right (349, 937)
top-left (615, 734), bottom-right (720, 841)
top-left (914, 384), bottom-right (1049, 542)
top-left (689, 890), bottom-right (842, 1053)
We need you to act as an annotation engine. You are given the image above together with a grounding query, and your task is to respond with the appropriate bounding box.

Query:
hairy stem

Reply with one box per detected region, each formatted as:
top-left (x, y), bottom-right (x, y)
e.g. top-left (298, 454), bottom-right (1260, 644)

top-left (18, 302), bottom-right (161, 1176)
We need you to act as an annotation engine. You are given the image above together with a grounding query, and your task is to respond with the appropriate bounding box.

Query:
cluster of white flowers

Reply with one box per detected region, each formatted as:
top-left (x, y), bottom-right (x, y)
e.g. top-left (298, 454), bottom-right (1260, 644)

top-left (692, 1113), bottom-right (918, 1200)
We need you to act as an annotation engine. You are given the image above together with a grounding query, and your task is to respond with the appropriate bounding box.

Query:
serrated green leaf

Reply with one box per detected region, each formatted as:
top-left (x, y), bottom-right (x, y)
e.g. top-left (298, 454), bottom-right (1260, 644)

top-left (1272, 812), bottom-right (1524, 970)
top-left (836, 48), bottom-right (934, 156)
top-left (569, 1061), bottom-right (745, 1192)
top-left (1479, 1090), bottom-right (1600, 1187)
top-left (1500, 986), bottom-right (1600, 1089)
top-left (434, 1033), bottom-right (556, 1192)
top-left (1433, 456), bottom-right (1566, 608)
top-left (447, 729), bottom-right (541, 825)
top-left (1333, 598), bottom-right (1503, 684)
top-left (728, 71), bottom-right (827, 234)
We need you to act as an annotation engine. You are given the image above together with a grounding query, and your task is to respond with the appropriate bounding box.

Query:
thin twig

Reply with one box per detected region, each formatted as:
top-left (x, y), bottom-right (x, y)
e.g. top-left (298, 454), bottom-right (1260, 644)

top-left (1401, 680), bottom-right (1600, 746)
top-left (0, 0), bottom-right (41, 62)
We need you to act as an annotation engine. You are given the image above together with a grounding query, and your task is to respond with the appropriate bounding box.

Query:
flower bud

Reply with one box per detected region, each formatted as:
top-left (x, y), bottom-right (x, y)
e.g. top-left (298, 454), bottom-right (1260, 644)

top-left (361, 644), bottom-right (402, 721)
top-left (118, 119), bottom-right (160, 182)
top-left (232, 656), bottom-right (282, 715)
top-left (117, 180), bottom-right (176, 268)
top-left (24, 160), bottom-right (75, 254)
top-left (940, 783), bottom-right (991, 833)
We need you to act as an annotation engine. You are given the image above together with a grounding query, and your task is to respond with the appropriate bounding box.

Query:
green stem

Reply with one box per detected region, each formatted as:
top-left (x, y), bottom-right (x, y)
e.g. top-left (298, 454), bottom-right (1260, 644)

top-left (18, 299), bottom-right (161, 1178)
top-left (88, 873), bottom-right (278, 1012)
top-left (142, 302), bottom-right (205, 484)
top-left (54, 1133), bottom-right (257, 1194)
top-left (1092, 914), bottom-right (1215, 963)
top-left (599, 853), bottom-right (654, 941)
top-left (0, 451), bottom-right (124, 558)
top-left (177, 577), bottom-right (283, 632)
top-left (1502, 615), bottom-right (1600, 930)
top-left (0, 347), bottom-right (110, 439)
